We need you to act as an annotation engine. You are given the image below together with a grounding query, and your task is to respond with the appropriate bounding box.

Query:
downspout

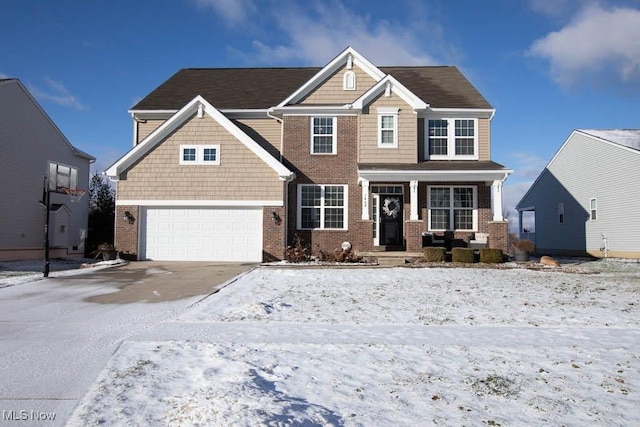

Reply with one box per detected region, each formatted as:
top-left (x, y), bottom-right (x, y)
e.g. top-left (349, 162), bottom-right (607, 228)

top-left (266, 108), bottom-right (284, 162)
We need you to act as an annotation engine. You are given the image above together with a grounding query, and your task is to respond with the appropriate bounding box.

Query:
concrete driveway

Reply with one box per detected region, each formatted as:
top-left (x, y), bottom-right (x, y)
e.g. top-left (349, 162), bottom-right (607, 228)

top-left (0, 261), bottom-right (254, 426)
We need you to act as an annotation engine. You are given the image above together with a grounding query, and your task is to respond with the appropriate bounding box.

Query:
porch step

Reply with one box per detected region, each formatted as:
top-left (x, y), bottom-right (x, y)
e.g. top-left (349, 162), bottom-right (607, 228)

top-left (358, 251), bottom-right (423, 266)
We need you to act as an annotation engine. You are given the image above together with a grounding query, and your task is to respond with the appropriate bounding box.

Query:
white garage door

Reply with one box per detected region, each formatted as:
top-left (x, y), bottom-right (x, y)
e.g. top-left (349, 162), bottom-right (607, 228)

top-left (141, 207), bottom-right (263, 262)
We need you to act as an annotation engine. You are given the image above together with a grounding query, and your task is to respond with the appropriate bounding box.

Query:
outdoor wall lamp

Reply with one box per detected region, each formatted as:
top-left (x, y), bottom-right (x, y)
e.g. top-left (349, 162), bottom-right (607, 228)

top-left (124, 210), bottom-right (135, 224)
top-left (271, 211), bottom-right (282, 225)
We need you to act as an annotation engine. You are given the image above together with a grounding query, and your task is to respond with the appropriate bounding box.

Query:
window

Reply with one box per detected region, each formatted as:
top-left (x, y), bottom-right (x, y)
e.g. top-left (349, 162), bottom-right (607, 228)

top-left (180, 145), bottom-right (220, 165)
top-left (343, 70), bottom-right (356, 90)
top-left (558, 203), bottom-right (564, 223)
top-left (311, 117), bottom-right (336, 154)
top-left (427, 119), bottom-right (477, 159)
top-left (590, 198), bottom-right (597, 221)
top-left (377, 108), bottom-right (398, 148)
top-left (298, 184), bottom-right (347, 230)
top-left (428, 186), bottom-right (476, 231)
top-left (48, 162), bottom-right (78, 192)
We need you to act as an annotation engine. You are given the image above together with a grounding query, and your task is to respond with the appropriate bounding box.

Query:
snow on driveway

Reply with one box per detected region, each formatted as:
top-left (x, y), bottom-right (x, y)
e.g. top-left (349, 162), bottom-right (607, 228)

top-left (69, 263), bottom-right (640, 426)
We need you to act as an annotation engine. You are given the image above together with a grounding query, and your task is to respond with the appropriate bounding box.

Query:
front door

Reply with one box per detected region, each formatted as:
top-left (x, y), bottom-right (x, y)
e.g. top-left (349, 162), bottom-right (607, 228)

top-left (379, 195), bottom-right (403, 246)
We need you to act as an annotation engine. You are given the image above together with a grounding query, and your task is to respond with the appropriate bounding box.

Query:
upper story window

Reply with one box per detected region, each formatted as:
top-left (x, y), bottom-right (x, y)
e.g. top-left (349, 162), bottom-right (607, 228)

top-left (310, 117), bottom-right (336, 154)
top-left (298, 184), bottom-right (348, 230)
top-left (49, 162), bottom-right (78, 192)
top-left (590, 198), bottom-right (597, 221)
top-left (180, 145), bottom-right (220, 165)
top-left (377, 108), bottom-right (398, 148)
top-left (427, 119), bottom-right (478, 160)
top-left (428, 185), bottom-right (477, 231)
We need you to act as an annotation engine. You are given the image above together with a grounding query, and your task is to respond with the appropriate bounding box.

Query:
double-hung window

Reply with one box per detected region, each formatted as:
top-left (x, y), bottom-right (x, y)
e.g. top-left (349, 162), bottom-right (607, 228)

top-left (428, 186), bottom-right (476, 231)
top-left (311, 117), bottom-right (336, 154)
top-left (377, 108), bottom-right (398, 148)
top-left (180, 145), bottom-right (220, 165)
top-left (590, 198), bottom-right (597, 221)
top-left (298, 184), bottom-right (347, 230)
top-left (427, 119), bottom-right (478, 159)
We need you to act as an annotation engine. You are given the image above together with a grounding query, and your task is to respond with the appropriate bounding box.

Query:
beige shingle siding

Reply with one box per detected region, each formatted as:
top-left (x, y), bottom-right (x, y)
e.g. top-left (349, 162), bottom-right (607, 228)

top-left (118, 115), bottom-right (283, 200)
top-left (233, 118), bottom-right (281, 159)
top-left (137, 119), bottom-right (165, 144)
top-left (478, 118), bottom-right (490, 161)
top-left (298, 65), bottom-right (377, 105)
top-left (358, 92), bottom-right (417, 163)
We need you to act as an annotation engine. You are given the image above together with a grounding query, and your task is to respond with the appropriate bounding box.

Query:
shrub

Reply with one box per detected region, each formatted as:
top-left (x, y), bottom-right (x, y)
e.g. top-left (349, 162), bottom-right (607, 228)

top-left (515, 238), bottom-right (535, 253)
top-left (284, 234), bottom-right (311, 263)
top-left (316, 246), bottom-right (362, 263)
top-left (480, 248), bottom-right (503, 263)
top-left (423, 247), bottom-right (446, 262)
top-left (452, 247), bottom-right (475, 263)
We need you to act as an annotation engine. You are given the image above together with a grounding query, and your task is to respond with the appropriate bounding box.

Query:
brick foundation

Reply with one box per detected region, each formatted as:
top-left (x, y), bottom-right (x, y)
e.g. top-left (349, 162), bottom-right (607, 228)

top-left (115, 205), bottom-right (139, 260)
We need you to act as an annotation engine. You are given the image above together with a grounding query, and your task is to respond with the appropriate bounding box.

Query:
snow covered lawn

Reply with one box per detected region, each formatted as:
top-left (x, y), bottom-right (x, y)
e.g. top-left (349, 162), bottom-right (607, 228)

top-left (70, 262), bottom-right (640, 426)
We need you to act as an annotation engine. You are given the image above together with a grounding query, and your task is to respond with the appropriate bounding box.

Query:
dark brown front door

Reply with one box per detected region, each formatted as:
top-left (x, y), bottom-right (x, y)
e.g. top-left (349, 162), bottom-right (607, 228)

top-left (379, 195), bottom-right (403, 246)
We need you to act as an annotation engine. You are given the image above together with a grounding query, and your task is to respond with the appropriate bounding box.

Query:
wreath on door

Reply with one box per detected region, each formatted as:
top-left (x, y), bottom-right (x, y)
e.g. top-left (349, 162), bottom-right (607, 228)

top-left (382, 197), bottom-right (401, 218)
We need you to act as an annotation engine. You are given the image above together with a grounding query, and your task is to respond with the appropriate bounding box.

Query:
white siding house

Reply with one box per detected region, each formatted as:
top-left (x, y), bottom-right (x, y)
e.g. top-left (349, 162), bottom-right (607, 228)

top-left (0, 79), bottom-right (94, 261)
top-left (516, 129), bottom-right (640, 259)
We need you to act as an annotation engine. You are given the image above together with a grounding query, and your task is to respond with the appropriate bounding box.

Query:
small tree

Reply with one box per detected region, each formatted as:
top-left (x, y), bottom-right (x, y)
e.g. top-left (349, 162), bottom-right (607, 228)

top-left (86, 172), bottom-right (115, 255)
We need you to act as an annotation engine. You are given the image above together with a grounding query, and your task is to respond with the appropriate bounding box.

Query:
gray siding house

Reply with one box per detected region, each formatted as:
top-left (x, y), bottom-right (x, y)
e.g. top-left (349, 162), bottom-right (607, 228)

top-left (517, 129), bottom-right (640, 259)
top-left (0, 79), bottom-right (94, 261)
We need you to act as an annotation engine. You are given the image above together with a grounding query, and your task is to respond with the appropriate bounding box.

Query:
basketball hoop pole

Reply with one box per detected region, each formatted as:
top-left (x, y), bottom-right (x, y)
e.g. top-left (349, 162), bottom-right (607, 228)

top-left (42, 177), bottom-right (51, 278)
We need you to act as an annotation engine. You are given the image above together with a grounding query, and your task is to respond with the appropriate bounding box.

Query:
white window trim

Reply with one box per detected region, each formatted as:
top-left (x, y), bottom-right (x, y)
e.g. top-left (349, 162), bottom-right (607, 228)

top-left (427, 185), bottom-right (478, 232)
top-left (180, 144), bottom-right (220, 165)
top-left (297, 184), bottom-right (348, 230)
top-left (589, 198), bottom-right (597, 221)
top-left (377, 107), bottom-right (398, 148)
top-left (310, 117), bottom-right (337, 155)
top-left (426, 118), bottom-right (478, 160)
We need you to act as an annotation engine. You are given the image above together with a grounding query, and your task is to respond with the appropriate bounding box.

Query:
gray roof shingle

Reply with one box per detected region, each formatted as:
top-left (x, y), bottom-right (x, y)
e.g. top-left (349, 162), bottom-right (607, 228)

top-left (132, 66), bottom-right (491, 111)
top-left (580, 129), bottom-right (640, 152)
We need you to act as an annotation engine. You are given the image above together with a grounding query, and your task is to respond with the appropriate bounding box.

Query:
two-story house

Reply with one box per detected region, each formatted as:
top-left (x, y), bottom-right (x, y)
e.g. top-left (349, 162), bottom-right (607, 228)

top-left (106, 47), bottom-right (511, 262)
top-left (0, 79), bottom-right (94, 261)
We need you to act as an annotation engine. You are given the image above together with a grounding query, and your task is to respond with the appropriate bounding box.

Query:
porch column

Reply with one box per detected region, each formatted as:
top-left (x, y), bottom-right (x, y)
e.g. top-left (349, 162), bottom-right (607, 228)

top-left (361, 178), bottom-right (369, 220)
top-left (410, 180), bottom-right (419, 220)
top-left (491, 180), bottom-right (504, 221)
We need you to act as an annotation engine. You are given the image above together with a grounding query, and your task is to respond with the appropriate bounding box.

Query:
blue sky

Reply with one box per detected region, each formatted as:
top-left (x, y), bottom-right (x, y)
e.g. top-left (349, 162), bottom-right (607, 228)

top-left (2, 0), bottom-right (639, 224)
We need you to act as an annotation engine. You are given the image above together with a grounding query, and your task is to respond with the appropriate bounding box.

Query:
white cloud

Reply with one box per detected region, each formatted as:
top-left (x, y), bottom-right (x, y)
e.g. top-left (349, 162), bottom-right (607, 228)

top-left (28, 78), bottom-right (88, 111)
top-left (204, 0), bottom-right (449, 66)
top-left (0, 72), bottom-right (9, 79)
top-left (193, 0), bottom-right (256, 26)
top-left (528, 5), bottom-right (640, 89)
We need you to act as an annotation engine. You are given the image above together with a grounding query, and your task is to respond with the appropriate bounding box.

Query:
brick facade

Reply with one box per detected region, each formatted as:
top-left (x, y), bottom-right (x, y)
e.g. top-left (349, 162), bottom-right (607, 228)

top-left (115, 205), bottom-right (139, 260)
top-left (282, 115), bottom-right (370, 255)
top-left (263, 205), bottom-right (286, 262)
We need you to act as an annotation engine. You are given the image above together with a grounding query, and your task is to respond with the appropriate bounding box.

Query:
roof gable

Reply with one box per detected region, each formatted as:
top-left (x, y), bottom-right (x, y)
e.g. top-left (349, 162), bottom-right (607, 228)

top-left (352, 75), bottom-right (428, 111)
top-left (278, 46), bottom-right (386, 107)
top-left (0, 79), bottom-right (94, 161)
top-left (107, 96), bottom-right (293, 180)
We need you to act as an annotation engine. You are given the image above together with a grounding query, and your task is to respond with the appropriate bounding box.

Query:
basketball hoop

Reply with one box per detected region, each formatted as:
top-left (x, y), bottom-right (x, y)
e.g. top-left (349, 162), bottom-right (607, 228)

top-left (61, 187), bottom-right (86, 203)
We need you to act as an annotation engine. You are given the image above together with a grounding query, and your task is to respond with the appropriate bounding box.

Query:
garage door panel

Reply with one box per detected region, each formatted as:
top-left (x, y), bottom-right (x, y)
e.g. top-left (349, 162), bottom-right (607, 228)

top-left (142, 207), bottom-right (263, 262)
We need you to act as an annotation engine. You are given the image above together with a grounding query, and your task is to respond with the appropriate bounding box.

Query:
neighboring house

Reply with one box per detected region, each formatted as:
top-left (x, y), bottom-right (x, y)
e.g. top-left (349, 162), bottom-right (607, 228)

top-left (106, 47), bottom-right (511, 262)
top-left (0, 79), bottom-right (94, 261)
top-left (517, 129), bottom-right (640, 259)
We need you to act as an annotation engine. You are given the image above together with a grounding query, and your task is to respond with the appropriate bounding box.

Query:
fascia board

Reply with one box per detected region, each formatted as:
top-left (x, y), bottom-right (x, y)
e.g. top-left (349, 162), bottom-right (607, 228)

top-left (352, 75), bottom-right (428, 111)
top-left (358, 169), bottom-right (512, 182)
top-left (425, 108), bottom-right (495, 119)
top-left (277, 47), bottom-right (386, 107)
top-left (274, 105), bottom-right (359, 116)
